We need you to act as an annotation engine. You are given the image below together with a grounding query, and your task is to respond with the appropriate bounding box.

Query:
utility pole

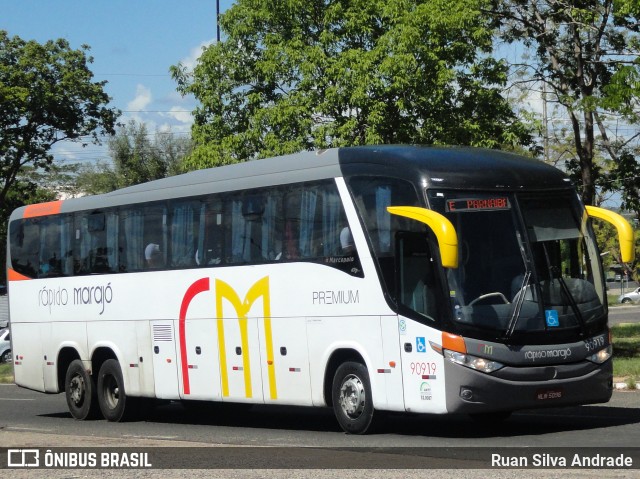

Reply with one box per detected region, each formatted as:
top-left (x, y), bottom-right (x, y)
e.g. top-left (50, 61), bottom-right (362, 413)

top-left (216, 0), bottom-right (220, 42)
top-left (542, 80), bottom-right (549, 163)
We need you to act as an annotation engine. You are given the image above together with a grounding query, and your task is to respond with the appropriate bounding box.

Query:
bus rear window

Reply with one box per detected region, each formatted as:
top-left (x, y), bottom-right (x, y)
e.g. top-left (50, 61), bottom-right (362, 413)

top-left (9, 216), bottom-right (74, 279)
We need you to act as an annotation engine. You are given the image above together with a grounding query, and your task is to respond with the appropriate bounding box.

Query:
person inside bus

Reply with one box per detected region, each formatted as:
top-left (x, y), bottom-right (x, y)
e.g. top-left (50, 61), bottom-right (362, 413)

top-left (145, 243), bottom-right (164, 269)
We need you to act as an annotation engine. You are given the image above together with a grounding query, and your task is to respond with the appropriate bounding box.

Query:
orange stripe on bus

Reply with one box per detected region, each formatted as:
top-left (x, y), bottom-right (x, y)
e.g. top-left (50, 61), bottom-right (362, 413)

top-left (23, 200), bottom-right (63, 218)
top-left (7, 268), bottom-right (31, 282)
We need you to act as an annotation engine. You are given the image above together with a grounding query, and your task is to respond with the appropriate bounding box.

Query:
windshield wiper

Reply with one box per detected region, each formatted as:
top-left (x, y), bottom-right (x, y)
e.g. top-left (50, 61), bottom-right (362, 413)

top-left (503, 270), bottom-right (531, 340)
top-left (551, 267), bottom-right (587, 337)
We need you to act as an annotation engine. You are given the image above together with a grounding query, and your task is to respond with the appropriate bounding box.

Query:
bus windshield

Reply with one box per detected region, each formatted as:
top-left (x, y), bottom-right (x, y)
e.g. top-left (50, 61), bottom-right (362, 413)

top-left (429, 192), bottom-right (606, 340)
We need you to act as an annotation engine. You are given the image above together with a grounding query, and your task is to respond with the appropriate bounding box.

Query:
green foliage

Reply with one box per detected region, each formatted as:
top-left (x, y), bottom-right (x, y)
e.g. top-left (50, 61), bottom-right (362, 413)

top-left (0, 30), bottom-right (119, 205)
top-left (493, 1), bottom-right (640, 207)
top-left (76, 120), bottom-right (192, 194)
top-left (172, 0), bottom-right (533, 168)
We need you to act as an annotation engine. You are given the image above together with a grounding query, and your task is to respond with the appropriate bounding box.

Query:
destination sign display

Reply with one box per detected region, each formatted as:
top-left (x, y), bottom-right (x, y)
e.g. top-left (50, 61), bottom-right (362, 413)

top-left (446, 197), bottom-right (511, 212)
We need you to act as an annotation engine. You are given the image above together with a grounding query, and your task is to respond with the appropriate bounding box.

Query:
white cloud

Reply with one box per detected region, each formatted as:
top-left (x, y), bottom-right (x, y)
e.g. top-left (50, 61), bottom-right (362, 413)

top-left (180, 40), bottom-right (214, 72)
top-left (166, 106), bottom-right (193, 125)
top-left (127, 84), bottom-right (152, 112)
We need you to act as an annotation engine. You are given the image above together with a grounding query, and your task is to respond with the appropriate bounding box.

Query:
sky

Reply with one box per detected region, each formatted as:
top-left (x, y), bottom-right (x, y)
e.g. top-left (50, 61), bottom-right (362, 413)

top-left (3, 0), bottom-right (235, 165)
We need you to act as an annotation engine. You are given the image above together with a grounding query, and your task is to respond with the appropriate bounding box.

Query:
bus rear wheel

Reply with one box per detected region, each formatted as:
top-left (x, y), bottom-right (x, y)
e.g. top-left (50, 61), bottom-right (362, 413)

top-left (332, 361), bottom-right (375, 434)
top-left (65, 359), bottom-right (99, 420)
top-left (97, 359), bottom-right (132, 422)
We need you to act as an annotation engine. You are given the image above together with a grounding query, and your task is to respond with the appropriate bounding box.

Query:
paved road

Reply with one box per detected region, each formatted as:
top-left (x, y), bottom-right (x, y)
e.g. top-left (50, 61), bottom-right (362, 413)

top-left (0, 384), bottom-right (637, 477)
top-left (0, 384), bottom-right (637, 447)
top-left (609, 304), bottom-right (640, 325)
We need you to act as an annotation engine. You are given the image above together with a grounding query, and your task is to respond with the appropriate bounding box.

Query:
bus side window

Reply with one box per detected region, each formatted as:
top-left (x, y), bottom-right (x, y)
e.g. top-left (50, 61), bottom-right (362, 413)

top-left (283, 188), bottom-right (301, 260)
top-left (120, 208), bottom-right (144, 272)
top-left (38, 215), bottom-right (74, 277)
top-left (119, 205), bottom-right (166, 272)
top-left (170, 200), bottom-right (200, 268)
top-left (283, 185), bottom-right (324, 260)
top-left (200, 199), bottom-right (223, 266)
top-left (142, 205), bottom-right (168, 270)
top-left (349, 177), bottom-right (421, 291)
top-left (226, 195), bottom-right (248, 263)
top-left (261, 189), bottom-right (283, 261)
top-left (75, 211), bottom-right (118, 275)
top-left (320, 184), bottom-right (346, 257)
top-left (299, 188), bottom-right (319, 258)
top-left (397, 232), bottom-right (440, 322)
top-left (9, 219), bottom-right (39, 279)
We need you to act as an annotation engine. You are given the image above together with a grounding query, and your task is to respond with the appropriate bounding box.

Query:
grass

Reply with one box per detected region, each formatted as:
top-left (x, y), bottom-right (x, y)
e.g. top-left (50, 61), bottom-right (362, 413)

top-left (610, 323), bottom-right (640, 338)
top-left (611, 323), bottom-right (640, 387)
top-left (608, 294), bottom-right (621, 306)
top-left (0, 363), bottom-right (13, 384)
top-left (611, 324), bottom-right (640, 359)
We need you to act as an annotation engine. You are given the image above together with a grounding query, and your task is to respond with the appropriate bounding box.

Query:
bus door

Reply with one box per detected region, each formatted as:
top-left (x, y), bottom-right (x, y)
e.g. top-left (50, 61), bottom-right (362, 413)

top-left (150, 320), bottom-right (180, 399)
top-left (395, 232), bottom-right (447, 414)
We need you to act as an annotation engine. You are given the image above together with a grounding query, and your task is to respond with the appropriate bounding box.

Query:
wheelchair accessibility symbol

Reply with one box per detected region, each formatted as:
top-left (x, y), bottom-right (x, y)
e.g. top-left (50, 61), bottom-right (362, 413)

top-left (545, 310), bottom-right (559, 327)
top-left (416, 337), bottom-right (427, 353)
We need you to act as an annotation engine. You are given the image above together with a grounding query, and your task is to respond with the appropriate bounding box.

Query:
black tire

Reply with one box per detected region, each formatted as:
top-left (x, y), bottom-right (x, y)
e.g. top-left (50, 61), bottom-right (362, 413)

top-left (0, 350), bottom-right (10, 364)
top-left (97, 359), bottom-right (134, 422)
top-left (65, 359), bottom-right (99, 420)
top-left (331, 361), bottom-right (375, 434)
top-left (622, 298), bottom-right (632, 304)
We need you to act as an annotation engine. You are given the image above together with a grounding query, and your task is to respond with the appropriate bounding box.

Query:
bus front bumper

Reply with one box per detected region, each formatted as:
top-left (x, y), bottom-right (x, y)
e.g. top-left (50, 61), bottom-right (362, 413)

top-left (444, 359), bottom-right (613, 414)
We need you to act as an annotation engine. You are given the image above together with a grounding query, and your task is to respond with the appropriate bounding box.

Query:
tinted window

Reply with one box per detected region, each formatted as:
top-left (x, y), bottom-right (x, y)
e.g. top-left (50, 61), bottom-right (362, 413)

top-left (349, 177), bottom-right (421, 291)
top-left (9, 180), bottom-right (361, 277)
top-left (76, 211), bottom-right (118, 274)
top-left (9, 216), bottom-right (73, 279)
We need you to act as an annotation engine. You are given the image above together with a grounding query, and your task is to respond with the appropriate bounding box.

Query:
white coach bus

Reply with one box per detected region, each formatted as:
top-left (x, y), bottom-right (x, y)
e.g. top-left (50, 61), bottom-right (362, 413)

top-left (6, 146), bottom-right (634, 434)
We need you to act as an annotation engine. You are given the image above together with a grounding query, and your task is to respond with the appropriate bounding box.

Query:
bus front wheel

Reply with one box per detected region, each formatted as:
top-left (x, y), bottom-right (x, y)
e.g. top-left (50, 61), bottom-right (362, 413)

top-left (332, 361), bottom-right (375, 434)
top-left (65, 359), bottom-right (99, 420)
top-left (97, 359), bottom-right (131, 422)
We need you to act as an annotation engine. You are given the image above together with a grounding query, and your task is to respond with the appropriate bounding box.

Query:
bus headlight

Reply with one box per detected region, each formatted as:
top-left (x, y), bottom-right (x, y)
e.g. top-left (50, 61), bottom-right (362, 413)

top-left (444, 350), bottom-right (504, 373)
top-left (587, 345), bottom-right (612, 364)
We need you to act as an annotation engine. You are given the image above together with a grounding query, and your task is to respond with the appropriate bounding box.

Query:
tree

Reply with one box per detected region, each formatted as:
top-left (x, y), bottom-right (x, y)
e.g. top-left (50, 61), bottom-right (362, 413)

top-left (172, 0), bottom-right (533, 168)
top-left (76, 120), bottom-right (192, 194)
top-left (492, 0), bottom-right (640, 207)
top-left (0, 31), bottom-right (119, 209)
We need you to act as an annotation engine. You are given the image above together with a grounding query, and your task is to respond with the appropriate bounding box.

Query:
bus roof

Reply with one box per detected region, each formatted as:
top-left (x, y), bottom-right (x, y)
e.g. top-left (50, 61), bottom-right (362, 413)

top-left (10, 146), bottom-right (572, 220)
top-left (338, 145), bottom-right (572, 192)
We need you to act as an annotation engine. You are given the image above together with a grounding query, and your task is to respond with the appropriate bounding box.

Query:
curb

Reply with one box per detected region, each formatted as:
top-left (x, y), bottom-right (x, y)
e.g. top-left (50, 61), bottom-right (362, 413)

top-left (614, 382), bottom-right (640, 390)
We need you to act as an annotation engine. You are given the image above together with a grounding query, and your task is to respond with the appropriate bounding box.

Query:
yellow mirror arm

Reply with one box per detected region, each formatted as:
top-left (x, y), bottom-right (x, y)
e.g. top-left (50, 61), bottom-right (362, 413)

top-left (585, 205), bottom-right (635, 263)
top-left (387, 206), bottom-right (459, 268)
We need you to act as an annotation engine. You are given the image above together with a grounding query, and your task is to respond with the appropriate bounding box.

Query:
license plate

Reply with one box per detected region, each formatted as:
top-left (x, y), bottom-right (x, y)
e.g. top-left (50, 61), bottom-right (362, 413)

top-left (535, 388), bottom-right (563, 401)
